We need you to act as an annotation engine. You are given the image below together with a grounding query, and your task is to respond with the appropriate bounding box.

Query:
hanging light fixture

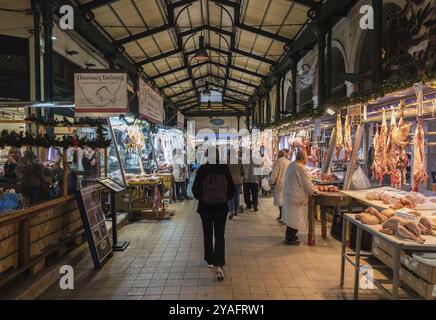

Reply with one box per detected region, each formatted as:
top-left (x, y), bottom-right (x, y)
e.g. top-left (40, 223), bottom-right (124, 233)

top-left (193, 35), bottom-right (209, 62)
top-left (203, 81), bottom-right (211, 96)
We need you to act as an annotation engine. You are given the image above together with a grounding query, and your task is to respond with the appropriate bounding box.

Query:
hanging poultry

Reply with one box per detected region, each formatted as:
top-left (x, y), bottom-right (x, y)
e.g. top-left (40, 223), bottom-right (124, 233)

top-left (412, 116), bottom-right (427, 192)
top-left (335, 113), bottom-right (343, 159)
top-left (344, 115), bottom-right (352, 161)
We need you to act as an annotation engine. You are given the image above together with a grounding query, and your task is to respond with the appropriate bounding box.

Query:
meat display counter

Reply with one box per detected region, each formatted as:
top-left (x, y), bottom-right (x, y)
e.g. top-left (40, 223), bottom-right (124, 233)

top-left (340, 213), bottom-right (436, 300)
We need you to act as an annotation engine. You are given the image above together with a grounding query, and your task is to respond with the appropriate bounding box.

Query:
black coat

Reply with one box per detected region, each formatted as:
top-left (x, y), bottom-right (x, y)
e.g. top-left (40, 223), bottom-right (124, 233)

top-left (192, 164), bottom-right (236, 214)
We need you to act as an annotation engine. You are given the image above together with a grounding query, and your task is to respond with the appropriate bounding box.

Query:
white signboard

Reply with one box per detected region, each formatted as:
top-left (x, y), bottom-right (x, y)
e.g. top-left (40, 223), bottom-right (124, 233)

top-left (74, 72), bottom-right (128, 117)
top-left (139, 78), bottom-right (164, 124)
top-left (177, 111), bottom-right (184, 129)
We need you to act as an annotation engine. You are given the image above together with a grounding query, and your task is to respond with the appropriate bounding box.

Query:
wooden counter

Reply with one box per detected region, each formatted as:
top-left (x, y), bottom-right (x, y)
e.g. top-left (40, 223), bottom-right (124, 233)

top-left (0, 195), bottom-right (85, 286)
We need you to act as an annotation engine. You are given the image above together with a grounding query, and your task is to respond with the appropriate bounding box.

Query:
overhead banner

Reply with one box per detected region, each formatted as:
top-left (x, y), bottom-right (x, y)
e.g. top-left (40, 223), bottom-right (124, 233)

top-left (74, 71), bottom-right (128, 117)
top-left (177, 111), bottom-right (184, 129)
top-left (139, 78), bottom-right (164, 124)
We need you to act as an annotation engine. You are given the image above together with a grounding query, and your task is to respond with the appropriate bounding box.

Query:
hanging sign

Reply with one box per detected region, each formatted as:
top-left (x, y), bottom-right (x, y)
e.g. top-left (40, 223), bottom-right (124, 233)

top-left (77, 184), bottom-right (112, 269)
top-left (347, 104), bottom-right (362, 126)
top-left (177, 111), bottom-right (185, 129)
top-left (139, 78), bottom-right (164, 124)
top-left (74, 71), bottom-right (128, 117)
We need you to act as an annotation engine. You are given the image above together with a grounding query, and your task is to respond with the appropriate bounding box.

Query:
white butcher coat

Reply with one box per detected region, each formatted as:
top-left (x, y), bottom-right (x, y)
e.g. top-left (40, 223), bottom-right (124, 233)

top-left (269, 157), bottom-right (291, 206)
top-left (282, 162), bottom-right (318, 231)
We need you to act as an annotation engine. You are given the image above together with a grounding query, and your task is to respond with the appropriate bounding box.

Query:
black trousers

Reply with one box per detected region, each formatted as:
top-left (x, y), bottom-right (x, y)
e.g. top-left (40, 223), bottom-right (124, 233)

top-left (175, 181), bottom-right (188, 199)
top-left (279, 206), bottom-right (282, 220)
top-left (200, 212), bottom-right (227, 267)
top-left (243, 183), bottom-right (259, 209)
top-left (285, 226), bottom-right (298, 241)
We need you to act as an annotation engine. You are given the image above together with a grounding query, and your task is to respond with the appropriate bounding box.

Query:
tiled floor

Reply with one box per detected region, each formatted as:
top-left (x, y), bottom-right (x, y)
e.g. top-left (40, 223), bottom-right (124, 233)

top-left (39, 196), bottom-right (385, 300)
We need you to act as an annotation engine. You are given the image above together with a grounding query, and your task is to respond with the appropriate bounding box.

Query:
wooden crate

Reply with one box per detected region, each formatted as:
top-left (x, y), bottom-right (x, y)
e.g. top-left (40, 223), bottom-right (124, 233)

top-left (0, 224), bottom-right (18, 274)
top-left (401, 252), bottom-right (436, 284)
top-left (400, 267), bottom-right (436, 300)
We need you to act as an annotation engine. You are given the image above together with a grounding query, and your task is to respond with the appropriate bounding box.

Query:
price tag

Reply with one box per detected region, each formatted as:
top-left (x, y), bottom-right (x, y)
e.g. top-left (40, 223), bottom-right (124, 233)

top-left (347, 104), bottom-right (362, 126)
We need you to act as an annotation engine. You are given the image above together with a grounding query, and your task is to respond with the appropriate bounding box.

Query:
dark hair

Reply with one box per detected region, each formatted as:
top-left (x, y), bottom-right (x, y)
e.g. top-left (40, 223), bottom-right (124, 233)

top-left (295, 150), bottom-right (307, 161)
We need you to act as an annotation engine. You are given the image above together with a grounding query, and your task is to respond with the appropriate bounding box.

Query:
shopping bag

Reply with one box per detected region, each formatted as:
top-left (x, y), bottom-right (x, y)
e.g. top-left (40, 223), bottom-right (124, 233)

top-left (349, 166), bottom-right (371, 190)
top-left (261, 177), bottom-right (271, 192)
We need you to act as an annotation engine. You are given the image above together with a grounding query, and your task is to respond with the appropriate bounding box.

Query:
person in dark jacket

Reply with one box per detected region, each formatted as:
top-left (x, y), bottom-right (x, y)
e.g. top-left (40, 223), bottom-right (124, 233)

top-left (15, 150), bottom-right (50, 205)
top-left (3, 147), bottom-right (20, 180)
top-left (192, 149), bottom-right (235, 281)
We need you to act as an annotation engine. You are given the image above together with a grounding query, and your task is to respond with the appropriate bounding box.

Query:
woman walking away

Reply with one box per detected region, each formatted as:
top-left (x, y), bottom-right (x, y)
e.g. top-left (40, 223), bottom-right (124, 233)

top-left (269, 149), bottom-right (291, 223)
top-left (227, 150), bottom-right (244, 220)
top-left (192, 149), bottom-right (235, 281)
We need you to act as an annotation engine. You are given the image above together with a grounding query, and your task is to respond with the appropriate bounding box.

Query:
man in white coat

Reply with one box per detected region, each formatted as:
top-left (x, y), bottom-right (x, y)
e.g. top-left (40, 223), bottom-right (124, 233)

top-left (282, 150), bottom-right (318, 245)
top-left (269, 149), bottom-right (291, 223)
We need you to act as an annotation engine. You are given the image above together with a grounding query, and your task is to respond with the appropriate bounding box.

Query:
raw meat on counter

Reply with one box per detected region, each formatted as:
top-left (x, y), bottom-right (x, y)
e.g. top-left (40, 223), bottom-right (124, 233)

top-left (412, 117), bottom-right (427, 192)
top-left (335, 114), bottom-right (343, 159)
top-left (365, 190), bottom-right (433, 210)
top-left (316, 185), bottom-right (339, 192)
top-left (381, 217), bottom-right (426, 243)
top-left (344, 115), bottom-right (352, 161)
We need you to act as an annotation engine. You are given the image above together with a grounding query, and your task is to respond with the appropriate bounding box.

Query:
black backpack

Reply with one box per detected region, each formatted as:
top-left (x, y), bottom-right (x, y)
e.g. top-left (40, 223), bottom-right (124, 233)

top-left (202, 172), bottom-right (228, 204)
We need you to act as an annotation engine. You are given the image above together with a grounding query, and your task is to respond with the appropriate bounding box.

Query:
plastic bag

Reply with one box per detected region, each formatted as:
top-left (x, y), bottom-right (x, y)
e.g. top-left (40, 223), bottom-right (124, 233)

top-left (0, 193), bottom-right (20, 212)
top-left (349, 166), bottom-right (371, 190)
top-left (261, 177), bottom-right (271, 191)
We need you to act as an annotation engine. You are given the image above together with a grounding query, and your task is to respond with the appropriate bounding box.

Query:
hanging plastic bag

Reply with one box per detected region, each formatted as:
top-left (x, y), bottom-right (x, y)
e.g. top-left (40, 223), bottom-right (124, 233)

top-left (349, 166), bottom-right (371, 190)
top-left (261, 177), bottom-right (271, 192)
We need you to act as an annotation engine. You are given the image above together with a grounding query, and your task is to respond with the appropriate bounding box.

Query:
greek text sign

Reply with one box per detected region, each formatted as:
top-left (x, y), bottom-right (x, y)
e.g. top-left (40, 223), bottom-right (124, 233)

top-left (74, 71), bottom-right (128, 117)
top-left (139, 78), bottom-right (164, 124)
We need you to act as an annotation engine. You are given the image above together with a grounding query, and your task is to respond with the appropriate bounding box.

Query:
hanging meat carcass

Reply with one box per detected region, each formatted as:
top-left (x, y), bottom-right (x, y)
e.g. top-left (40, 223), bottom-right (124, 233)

top-left (393, 101), bottom-right (412, 186)
top-left (386, 109), bottom-right (400, 187)
top-left (412, 117), bottom-right (427, 191)
top-left (335, 113), bottom-right (343, 159)
top-left (372, 110), bottom-right (388, 185)
top-left (344, 115), bottom-right (352, 161)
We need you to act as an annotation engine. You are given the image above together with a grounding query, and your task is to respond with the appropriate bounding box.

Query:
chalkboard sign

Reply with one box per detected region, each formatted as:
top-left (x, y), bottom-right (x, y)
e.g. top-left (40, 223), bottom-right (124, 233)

top-left (77, 184), bottom-right (112, 268)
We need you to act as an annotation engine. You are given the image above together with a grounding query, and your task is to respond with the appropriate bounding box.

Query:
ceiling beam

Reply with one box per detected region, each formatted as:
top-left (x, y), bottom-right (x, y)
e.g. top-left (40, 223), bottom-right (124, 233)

top-left (150, 61), bottom-right (208, 80)
top-left (293, 0), bottom-right (320, 8)
top-left (114, 24), bottom-right (171, 45)
top-left (208, 61), bottom-right (263, 78)
top-left (184, 111), bottom-right (245, 117)
top-left (80, 0), bottom-right (119, 11)
top-left (161, 77), bottom-right (192, 89)
top-left (231, 47), bottom-right (276, 65)
top-left (168, 0), bottom-right (198, 9)
top-left (180, 25), bottom-right (233, 38)
top-left (175, 94), bottom-right (198, 104)
top-left (136, 49), bottom-right (182, 66)
top-left (236, 23), bottom-right (292, 43)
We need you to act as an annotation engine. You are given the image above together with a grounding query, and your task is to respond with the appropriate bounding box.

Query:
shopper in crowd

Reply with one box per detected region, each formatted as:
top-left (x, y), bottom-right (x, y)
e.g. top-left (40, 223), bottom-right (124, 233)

top-left (227, 149), bottom-right (244, 220)
top-left (15, 150), bottom-right (51, 205)
top-left (192, 149), bottom-right (235, 281)
top-left (172, 148), bottom-right (191, 201)
top-left (3, 147), bottom-right (20, 181)
top-left (269, 149), bottom-right (291, 223)
top-left (242, 150), bottom-right (261, 211)
top-left (282, 150), bottom-right (318, 245)
top-left (82, 147), bottom-right (98, 177)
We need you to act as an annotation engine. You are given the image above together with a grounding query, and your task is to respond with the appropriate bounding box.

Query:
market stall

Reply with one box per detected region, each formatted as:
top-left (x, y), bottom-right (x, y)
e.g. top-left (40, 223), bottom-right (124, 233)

top-left (0, 113), bottom-right (112, 286)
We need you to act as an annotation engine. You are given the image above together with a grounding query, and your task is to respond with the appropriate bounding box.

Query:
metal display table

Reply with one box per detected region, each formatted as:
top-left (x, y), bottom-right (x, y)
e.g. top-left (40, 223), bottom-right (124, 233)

top-left (340, 213), bottom-right (436, 300)
top-left (307, 192), bottom-right (352, 246)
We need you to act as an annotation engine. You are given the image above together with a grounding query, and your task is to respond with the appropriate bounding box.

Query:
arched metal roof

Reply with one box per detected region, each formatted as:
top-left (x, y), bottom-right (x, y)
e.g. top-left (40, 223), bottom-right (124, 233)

top-left (75, 0), bottom-right (339, 115)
